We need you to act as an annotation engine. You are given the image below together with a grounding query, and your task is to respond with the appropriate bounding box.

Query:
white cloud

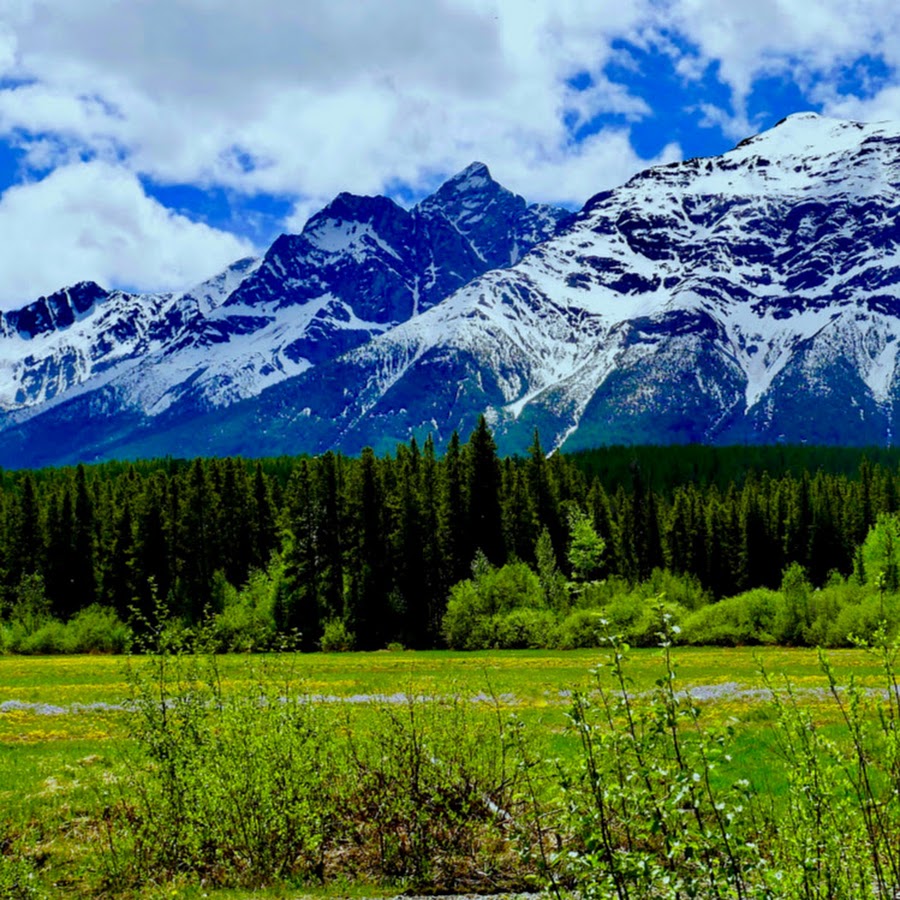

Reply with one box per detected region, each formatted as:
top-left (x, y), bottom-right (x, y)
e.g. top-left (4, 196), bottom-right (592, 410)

top-left (0, 161), bottom-right (254, 308)
top-left (1, 0), bottom-right (900, 302)
top-left (820, 85), bottom-right (900, 123)
top-left (0, 1), bottom-right (661, 203)
top-left (663, 0), bottom-right (900, 133)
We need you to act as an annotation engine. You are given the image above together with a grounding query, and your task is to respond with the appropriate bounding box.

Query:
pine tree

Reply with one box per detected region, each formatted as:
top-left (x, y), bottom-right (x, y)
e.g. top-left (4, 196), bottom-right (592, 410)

top-left (464, 415), bottom-right (505, 565)
top-left (281, 460), bottom-right (323, 650)
top-left (527, 430), bottom-right (562, 556)
top-left (345, 448), bottom-right (390, 649)
top-left (315, 451), bottom-right (345, 624)
top-left (70, 464), bottom-right (97, 615)
top-left (418, 435), bottom-right (444, 641)
top-left (439, 431), bottom-right (469, 587)
top-left (388, 442), bottom-right (425, 645)
top-left (176, 458), bottom-right (217, 621)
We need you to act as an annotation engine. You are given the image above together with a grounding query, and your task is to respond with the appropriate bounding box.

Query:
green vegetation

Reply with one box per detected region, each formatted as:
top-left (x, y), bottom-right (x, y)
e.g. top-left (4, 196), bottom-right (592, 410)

top-left (3, 642), bottom-right (900, 897)
top-left (9, 436), bottom-right (900, 892)
top-left (5, 431), bottom-right (900, 653)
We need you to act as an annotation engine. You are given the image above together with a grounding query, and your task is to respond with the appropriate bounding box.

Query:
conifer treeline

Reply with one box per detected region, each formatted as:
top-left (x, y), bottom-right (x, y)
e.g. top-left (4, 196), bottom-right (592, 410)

top-left (3, 424), bottom-right (900, 649)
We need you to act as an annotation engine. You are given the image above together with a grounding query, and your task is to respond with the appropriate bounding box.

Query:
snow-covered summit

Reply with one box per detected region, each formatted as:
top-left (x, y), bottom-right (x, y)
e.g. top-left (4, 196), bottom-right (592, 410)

top-left (6, 112), bottom-right (900, 466)
top-left (0, 163), bottom-right (568, 465)
top-left (160, 111), bottom-right (900, 460)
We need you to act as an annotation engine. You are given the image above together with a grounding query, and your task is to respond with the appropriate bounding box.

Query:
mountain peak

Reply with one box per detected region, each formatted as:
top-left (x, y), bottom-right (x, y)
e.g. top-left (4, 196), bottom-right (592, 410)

top-left (775, 111), bottom-right (823, 126)
top-left (443, 161), bottom-right (495, 191)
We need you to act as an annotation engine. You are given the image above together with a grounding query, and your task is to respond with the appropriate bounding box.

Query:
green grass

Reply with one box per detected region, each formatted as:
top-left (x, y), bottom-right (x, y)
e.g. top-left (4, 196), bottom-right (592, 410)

top-left (1, 645), bottom-right (897, 897)
top-left (1, 644), bottom-right (891, 704)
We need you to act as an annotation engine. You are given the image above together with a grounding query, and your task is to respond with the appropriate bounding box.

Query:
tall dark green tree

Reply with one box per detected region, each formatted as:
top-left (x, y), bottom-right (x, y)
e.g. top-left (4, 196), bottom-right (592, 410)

top-left (7, 472), bottom-right (42, 587)
top-left (70, 464), bottom-right (97, 615)
top-left (345, 448), bottom-right (390, 649)
top-left (280, 460), bottom-right (324, 649)
top-left (315, 451), bottom-right (345, 624)
top-left (464, 415), bottom-right (505, 565)
top-left (439, 431), bottom-right (469, 587)
top-left (176, 458), bottom-right (217, 621)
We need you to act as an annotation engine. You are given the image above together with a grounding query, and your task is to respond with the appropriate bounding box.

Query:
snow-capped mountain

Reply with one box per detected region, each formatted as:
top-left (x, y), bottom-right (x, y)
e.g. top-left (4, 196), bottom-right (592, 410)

top-left (116, 111), bottom-right (900, 461)
top-left (0, 163), bottom-right (567, 466)
top-left (7, 112), bottom-right (900, 467)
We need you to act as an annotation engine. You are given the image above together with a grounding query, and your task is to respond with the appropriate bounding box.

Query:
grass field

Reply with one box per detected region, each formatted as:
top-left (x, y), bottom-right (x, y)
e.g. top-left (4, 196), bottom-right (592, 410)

top-left (2, 645), bottom-right (898, 897)
top-left (0, 646), bottom-right (887, 807)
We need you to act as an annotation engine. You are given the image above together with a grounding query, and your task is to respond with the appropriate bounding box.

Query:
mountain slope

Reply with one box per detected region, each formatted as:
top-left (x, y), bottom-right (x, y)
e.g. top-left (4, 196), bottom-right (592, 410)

top-left (0, 164), bottom-right (567, 466)
top-left (144, 112), bottom-right (900, 459)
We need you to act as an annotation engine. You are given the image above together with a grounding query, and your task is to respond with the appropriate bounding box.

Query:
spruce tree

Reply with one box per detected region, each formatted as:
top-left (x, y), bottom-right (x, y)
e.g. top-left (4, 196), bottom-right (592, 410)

top-left (463, 415), bottom-right (505, 566)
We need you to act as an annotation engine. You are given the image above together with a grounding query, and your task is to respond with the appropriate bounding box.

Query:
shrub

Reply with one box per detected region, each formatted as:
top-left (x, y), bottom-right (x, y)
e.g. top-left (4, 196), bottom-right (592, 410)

top-left (16, 619), bottom-right (68, 655)
top-left (208, 566), bottom-right (279, 652)
top-left (826, 593), bottom-right (900, 646)
top-left (6, 573), bottom-right (52, 639)
top-left (641, 567), bottom-right (710, 610)
top-left (491, 608), bottom-right (556, 649)
top-left (860, 512), bottom-right (900, 591)
top-left (805, 578), bottom-right (870, 647)
top-left (65, 604), bottom-right (131, 653)
top-left (680, 588), bottom-right (780, 645)
top-left (341, 689), bottom-right (531, 890)
top-left (555, 628), bottom-right (900, 898)
top-left (112, 650), bottom-right (339, 888)
top-left (571, 574), bottom-right (632, 609)
top-left (319, 618), bottom-right (355, 652)
top-left (553, 609), bottom-right (607, 649)
top-left (772, 563), bottom-right (813, 645)
top-left (107, 645), bottom-right (534, 893)
top-left (442, 561), bottom-right (544, 650)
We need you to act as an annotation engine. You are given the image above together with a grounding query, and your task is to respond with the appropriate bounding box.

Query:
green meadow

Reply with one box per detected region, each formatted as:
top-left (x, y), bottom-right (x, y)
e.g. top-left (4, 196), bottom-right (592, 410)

top-left (3, 645), bottom-right (900, 898)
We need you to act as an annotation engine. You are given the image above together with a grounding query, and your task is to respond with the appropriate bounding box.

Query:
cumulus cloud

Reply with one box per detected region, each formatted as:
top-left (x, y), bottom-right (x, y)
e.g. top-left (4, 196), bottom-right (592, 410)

top-left (1, 0), bottom-right (900, 298)
top-left (0, 1), bottom-right (659, 200)
top-left (663, 0), bottom-right (900, 132)
top-left (0, 161), bottom-right (254, 308)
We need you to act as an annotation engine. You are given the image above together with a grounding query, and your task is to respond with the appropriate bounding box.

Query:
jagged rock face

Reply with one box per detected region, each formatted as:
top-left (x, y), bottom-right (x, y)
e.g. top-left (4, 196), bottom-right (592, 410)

top-left (140, 112), bottom-right (900, 461)
top-left (0, 164), bottom-right (567, 466)
top-left (224, 163), bottom-right (569, 325)
top-left (8, 113), bottom-right (900, 467)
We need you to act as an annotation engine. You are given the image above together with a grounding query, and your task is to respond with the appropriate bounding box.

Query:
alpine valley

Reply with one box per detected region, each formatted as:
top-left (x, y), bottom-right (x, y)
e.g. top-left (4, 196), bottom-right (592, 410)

top-left (4, 111), bottom-right (900, 467)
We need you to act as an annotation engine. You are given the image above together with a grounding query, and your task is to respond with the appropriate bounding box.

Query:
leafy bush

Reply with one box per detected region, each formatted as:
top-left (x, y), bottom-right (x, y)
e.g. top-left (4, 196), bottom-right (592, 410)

top-left (805, 577), bottom-right (870, 647)
top-left (208, 566), bottom-right (279, 652)
top-left (341, 689), bottom-right (531, 890)
top-left (641, 567), bottom-right (710, 610)
top-left (680, 588), bottom-right (780, 645)
top-left (15, 619), bottom-right (68, 655)
top-left (859, 512), bottom-right (900, 590)
top-left (772, 563), bottom-right (813, 645)
top-left (825, 593), bottom-right (900, 646)
top-left (553, 609), bottom-right (607, 649)
top-left (64, 604), bottom-right (131, 653)
top-left (319, 618), bottom-right (355, 652)
top-left (555, 628), bottom-right (900, 898)
top-left (490, 608), bottom-right (556, 649)
top-left (2, 605), bottom-right (130, 654)
top-left (442, 559), bottom-right (544, 650)
top-left (571, 574), bottom-right (632, 609)
top-left (112, 649), bottom-right (338, 888)
top-left (106, 641), bottom-right (535, 893)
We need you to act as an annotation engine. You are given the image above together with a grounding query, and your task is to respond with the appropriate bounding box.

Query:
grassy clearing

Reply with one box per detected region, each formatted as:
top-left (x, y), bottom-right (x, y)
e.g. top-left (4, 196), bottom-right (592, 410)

top-left (2, 645), bottom-right (899, 897)
top-left (1, 644), bottom-right (893, 706)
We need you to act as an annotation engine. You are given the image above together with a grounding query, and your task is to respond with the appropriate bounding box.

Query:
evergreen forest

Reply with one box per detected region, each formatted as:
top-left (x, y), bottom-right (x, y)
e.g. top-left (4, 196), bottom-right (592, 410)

top-left (6, 421), bottom-right (900, 652)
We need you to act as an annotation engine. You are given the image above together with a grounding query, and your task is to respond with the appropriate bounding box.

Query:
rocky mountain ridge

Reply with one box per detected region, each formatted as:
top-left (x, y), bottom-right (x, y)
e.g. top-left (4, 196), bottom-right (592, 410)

top-left (0, 163), bottom-right (567, 465)
top-left (4, 112), bottom-right (900, 466)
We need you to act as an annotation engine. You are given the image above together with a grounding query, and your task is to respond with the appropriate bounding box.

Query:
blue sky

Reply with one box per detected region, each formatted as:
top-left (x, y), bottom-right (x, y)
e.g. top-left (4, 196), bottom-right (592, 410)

top-left (0, 0), bottom-right (898, 307)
